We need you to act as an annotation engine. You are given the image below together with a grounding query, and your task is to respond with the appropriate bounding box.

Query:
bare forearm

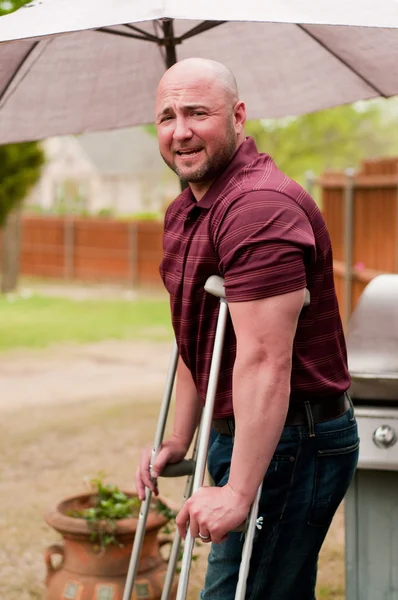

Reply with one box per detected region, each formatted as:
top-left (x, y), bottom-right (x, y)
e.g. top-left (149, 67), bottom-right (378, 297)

top-left (171, 357), bottom-right (202, 451)
top-left (228, 358), bottom-right (291, 505)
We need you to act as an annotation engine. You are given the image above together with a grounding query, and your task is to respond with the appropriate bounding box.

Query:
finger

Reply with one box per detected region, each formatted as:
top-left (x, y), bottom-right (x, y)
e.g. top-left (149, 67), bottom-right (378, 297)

top-left (151, 446), bottom-right (173, 479)
top-left (189, 515), bottom-right (199, 540)
top-left (139, 448), bottom-right (151, 476)
top-left (198, 531), bottom-right (211, 543)
top-left (139, 449), bottom-right (156, 493)
top-left (136, 466), bottom-right (157, 500)
top-left (176, 503), bottom-right (190, 540)
top-left (135, 466), bottom-right (146, 502)
top-left (208, 526), bottom-right (228, 545)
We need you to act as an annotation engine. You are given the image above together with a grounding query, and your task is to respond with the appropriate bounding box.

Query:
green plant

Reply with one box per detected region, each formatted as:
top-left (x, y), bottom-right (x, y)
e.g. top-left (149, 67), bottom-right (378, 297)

top-left (68, 476), bottom-right (176, 552)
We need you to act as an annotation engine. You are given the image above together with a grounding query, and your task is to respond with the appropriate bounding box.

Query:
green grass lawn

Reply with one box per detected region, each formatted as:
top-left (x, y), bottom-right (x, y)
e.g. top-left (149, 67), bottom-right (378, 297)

top-left (0, 294), bottom-right (173, 352)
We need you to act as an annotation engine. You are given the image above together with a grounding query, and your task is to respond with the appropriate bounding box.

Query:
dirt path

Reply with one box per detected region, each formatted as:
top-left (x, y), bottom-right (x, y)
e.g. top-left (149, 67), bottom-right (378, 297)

top-left (0, 338), bottom-right (345, 599)
top-left (0, 339), bottom-right (172, 412)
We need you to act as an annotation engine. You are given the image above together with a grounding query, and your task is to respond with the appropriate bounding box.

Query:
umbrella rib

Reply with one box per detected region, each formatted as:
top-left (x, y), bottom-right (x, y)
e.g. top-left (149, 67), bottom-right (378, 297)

top-left (96, 27), bottom-right (158, 43)
top-left (123, 24), bottom-right (160, 43)
top-left (178, 20), bottom-right (226, 42)
top-left (297, 24), bottom-right (387, 97)
top-left (0, 40), bottom-right (40, 108)
top-left (97, 20), bottom-right (225, 48)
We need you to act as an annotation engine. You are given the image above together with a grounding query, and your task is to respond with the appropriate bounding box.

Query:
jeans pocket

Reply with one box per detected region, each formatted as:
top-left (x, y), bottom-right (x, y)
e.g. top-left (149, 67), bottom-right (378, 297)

top-left (308, 439), bottom-right (359, 527)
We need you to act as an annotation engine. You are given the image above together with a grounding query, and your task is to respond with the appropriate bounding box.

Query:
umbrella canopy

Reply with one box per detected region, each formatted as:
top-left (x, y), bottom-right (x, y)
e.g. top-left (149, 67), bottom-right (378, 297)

top-left (1, 0), bottom-right (398, 144)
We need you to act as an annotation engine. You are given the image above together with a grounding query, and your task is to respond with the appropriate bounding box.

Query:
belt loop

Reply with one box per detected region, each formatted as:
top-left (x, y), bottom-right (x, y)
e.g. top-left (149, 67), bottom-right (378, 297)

top-left (346, 392), bottom-right (355, 422)
top-left (304, 401), bottom-right (315, 437)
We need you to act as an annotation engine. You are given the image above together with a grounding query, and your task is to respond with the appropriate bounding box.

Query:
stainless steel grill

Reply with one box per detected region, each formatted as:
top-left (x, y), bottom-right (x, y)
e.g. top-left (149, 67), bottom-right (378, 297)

top-left (344, 274), bottom-right (398, 600)
top-left (348, 273), bottom-right (398, 404)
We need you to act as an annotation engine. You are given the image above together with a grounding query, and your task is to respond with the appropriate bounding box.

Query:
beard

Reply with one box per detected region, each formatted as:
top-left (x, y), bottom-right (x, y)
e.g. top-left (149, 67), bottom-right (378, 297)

top-left (161, 116), bottom-right (238, 184)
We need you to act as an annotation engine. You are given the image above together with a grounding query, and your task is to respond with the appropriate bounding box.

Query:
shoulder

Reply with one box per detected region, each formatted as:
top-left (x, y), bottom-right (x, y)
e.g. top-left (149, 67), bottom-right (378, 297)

top-left (214, 154), bottom-right (316, 218)
top-left (213, 188), bottom-right (314, 226)
top-left (210, 187), bottom-right (317, 257)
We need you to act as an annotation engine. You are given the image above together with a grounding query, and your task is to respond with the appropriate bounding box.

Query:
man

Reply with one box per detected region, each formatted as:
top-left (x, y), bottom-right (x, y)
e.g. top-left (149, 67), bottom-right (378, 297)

top-left (136, 58), bottom-right (359, 599)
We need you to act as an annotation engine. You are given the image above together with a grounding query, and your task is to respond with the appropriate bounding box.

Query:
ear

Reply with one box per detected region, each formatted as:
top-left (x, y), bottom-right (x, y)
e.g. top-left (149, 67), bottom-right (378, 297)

top-left (233, 101), bottom-right (246, 135)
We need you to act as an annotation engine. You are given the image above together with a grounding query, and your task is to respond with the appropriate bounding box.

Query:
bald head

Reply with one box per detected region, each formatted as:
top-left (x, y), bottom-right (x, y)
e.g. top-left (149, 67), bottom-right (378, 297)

top-left (157, 58), bottom-right (239, 107)
top-left (155, 58), bottom-right (246, 199)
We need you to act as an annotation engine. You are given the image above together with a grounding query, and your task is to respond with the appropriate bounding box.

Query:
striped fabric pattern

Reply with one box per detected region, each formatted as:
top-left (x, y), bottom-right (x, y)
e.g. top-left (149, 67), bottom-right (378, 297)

top-left (160, 138), bottom-right (350, 418)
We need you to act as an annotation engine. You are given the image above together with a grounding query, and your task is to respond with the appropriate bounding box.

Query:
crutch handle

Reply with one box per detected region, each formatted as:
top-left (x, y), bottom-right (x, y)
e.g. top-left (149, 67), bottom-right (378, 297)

top-left (205, 275), bottom-right (311, 307)
top-left (160, 459), bottom-right (196, 478)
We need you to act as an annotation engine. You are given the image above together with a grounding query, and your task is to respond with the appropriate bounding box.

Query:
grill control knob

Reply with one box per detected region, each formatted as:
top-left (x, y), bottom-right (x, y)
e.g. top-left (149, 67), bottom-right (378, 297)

top-left (373, 425), bottom-right (397, 449)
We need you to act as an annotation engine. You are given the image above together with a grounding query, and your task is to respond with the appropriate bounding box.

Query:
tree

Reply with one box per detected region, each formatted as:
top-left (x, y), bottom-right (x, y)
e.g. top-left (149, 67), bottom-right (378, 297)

top-left (0, 1), bottom-right (46, 294)
top-left (0, 0), bottom-right (31, 16)
top-left (0, 143), bottom-right (45, 293)
top-left (245, 100), bottom-right (398, 186)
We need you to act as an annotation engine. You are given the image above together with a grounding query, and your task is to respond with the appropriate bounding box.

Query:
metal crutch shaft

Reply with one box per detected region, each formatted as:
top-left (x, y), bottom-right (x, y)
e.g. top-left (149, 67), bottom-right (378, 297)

top-left (122, 341), bottom-right (179, 600)
top-left (235, 484), bottom-right (263, 599)
top-left (176, 285), bottom-right (229, 600)
top-left (200, 277), bottom-right (261, 600)
top-left (160, 423), bottom-right (203, 600)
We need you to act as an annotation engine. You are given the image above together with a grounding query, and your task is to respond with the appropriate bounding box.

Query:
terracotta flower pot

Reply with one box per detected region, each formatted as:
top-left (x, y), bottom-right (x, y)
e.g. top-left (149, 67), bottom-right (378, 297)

top-left (44, 492), bottom-right (178, 600)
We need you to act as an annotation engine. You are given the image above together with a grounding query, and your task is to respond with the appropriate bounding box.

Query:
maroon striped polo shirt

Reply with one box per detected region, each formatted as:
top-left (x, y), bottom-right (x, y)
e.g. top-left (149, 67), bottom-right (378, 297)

top-left (159, 137), bottom-right (350, 418)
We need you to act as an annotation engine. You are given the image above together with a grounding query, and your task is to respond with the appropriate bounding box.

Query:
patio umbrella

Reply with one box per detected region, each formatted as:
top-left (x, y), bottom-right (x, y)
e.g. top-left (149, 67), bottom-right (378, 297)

top-left (1, 0), bottom-right (398, 144)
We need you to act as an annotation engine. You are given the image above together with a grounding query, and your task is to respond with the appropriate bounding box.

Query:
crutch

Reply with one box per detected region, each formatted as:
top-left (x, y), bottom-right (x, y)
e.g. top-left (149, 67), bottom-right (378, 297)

top-left (122, 274), bottom-right (230, 600)
top-left (174, 275), bottom-right (309, 600)
top-left (123, 276), bottom-right (310, 600)
top-left (173, 278), bottom-right (310, 600)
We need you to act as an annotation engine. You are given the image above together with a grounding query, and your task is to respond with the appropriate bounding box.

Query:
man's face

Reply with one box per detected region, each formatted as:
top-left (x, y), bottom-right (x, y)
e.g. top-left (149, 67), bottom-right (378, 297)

top-left (156, 75), bottom-right (239, 185)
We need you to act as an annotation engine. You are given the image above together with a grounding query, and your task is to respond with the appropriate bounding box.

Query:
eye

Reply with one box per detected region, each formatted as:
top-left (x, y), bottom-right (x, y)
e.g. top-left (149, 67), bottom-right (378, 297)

top-left (160, 115), bottom-right (173, 123)
top-left (192, 111), bottom-right (206, 117)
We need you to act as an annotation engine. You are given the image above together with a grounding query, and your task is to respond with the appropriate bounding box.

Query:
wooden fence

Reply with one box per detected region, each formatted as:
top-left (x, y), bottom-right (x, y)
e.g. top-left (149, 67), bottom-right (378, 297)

top-left (319, 157), bottom-right (398, 325)
top-left (15, 216), bottom-right (164, 287)
top-left (2, 157), bottom-right (397, 306)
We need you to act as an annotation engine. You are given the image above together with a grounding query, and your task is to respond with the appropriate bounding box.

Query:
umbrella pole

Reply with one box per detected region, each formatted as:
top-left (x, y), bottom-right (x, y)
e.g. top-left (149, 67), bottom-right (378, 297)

top-left (162, 19), bottom-right (177, 69)
top-left (161, 19), bottom-right (187, 193)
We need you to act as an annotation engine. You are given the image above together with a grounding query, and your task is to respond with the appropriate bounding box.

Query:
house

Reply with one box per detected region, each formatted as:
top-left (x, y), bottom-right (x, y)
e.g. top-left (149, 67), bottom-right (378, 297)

top-left (27, 126), bottom-right (180, 216)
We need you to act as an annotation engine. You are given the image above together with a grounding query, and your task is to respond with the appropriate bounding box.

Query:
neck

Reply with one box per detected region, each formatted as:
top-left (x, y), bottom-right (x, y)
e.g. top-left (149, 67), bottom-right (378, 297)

top-left (189, 180), bottom-right (214, 202)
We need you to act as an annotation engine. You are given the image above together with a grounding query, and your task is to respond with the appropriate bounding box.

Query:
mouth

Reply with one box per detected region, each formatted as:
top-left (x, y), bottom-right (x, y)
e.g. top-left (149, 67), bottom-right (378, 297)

top-left (175, 148), bottom-right (203, 158)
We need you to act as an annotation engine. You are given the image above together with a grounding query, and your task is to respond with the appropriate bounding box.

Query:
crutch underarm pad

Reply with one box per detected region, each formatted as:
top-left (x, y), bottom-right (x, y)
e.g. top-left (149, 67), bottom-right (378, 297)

top-left (160, 459), bottom-right (196, 478)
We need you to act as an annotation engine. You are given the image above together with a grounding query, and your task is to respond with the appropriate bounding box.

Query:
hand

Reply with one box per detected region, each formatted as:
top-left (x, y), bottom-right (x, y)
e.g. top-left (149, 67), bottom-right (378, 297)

top-left (135, 435), bottom-right (188, 501)
top-left (176, 484), bottom-right (251, 545)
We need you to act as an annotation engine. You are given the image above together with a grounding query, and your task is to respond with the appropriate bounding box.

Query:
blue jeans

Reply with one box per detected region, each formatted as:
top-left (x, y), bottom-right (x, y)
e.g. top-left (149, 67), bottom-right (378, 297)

top-left (200, 399), bottom-right (359, 600)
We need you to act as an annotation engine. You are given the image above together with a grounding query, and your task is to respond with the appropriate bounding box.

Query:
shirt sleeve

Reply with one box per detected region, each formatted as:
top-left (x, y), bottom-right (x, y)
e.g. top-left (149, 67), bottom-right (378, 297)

top-left (213, 190), bottom-right (316, 302)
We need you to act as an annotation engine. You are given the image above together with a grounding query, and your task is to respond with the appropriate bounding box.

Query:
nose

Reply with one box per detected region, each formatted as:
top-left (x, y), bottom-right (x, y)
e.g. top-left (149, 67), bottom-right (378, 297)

top-left (172, 116), bottom-right (193, 142)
